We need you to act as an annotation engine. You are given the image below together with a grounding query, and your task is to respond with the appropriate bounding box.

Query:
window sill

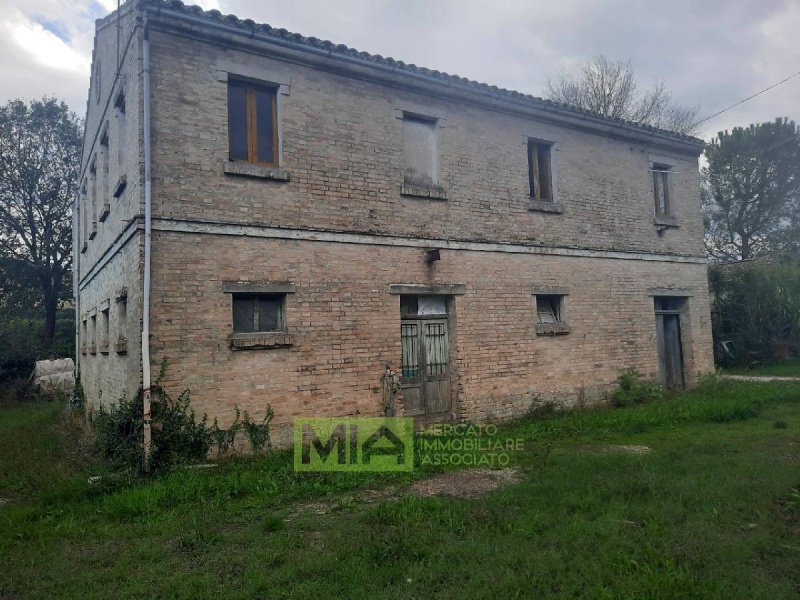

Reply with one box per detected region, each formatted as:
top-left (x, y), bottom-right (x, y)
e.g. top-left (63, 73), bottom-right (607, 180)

top-left (223, 162), bottom-right (290, 181)
top-left (401, 184), bottom-right (448, 200)
top-left (528, 199), bottom-right (563, 214)
top-left (229, 332), bottom-right (293, 350)
top-left (535, 323), bottom-right (571, 336)
top-left (653, 215), bottom-right (678, 227)
top-left (116, 338), bottom-right (128, 355)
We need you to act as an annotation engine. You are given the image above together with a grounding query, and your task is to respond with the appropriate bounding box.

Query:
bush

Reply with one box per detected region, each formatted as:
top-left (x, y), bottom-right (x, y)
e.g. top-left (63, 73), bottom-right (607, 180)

top-left (91, 380), bottom-right (276, 472)
top-left (709, 258), bottom-right (800, 366)
top-left (92, 385), bottom-right (212, 472)
top-left (610, 368), bottom-right (664, 408)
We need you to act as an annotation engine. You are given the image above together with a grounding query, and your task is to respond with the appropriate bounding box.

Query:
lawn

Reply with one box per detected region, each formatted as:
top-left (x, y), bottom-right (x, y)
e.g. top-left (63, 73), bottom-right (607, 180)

top-left (1, 379), bottom-right (799, 599)
top-left (725, 358), bottom-right (800, 378)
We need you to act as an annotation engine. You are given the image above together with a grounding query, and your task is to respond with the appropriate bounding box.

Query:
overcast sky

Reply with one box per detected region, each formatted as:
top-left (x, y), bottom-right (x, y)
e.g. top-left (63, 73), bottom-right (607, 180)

top-left (1, 0), bottom-right (798, 141)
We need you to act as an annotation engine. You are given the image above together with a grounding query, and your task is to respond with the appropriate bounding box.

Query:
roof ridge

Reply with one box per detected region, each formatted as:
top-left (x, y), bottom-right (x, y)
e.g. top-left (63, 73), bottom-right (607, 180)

top-left (147, 0), bottom-right (704, 145)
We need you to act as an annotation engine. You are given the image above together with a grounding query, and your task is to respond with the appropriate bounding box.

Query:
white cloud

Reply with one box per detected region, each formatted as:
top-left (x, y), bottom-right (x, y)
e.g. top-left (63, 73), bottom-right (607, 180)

top-left (6, 12), bottom-right (90, 73)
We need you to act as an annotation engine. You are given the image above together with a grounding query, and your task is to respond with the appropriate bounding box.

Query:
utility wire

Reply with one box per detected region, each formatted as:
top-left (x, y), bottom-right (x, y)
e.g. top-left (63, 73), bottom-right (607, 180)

top-left (640, 68), bottom-right (800, 156)
top-left (691, 69), bottom-right (800, 129)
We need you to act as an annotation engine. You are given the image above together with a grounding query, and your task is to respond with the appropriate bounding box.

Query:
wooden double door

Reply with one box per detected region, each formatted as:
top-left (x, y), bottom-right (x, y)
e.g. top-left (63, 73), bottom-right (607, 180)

top-left (400, 317), bottom-right (452, 423)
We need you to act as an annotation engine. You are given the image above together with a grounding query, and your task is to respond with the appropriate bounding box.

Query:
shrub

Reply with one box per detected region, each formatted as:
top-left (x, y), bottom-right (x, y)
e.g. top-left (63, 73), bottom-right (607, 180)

top-left (610, 368), bottom-right (664, 408)
top-left (92, 387), bottom-right (275, 472)
top-left (242, 406), bottom-right (275, 452)
top-left (92, 385), bottom-right (212, 472)
top-left (709, 258), bottom-right (800, 366)
top-left (212, 406), bottom-right (241, 456)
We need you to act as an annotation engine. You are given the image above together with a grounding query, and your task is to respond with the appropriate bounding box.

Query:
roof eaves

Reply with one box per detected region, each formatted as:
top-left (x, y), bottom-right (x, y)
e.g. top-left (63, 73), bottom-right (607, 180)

top-left (144, 0), bottom-right (705, 149)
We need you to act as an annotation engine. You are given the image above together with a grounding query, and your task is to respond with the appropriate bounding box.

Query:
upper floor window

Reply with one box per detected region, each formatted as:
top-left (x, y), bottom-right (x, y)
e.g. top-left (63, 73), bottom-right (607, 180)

top-left (528, 140), bottom-right (553, 202)
top-left (227, 80), bottom-right (278, 166)
top-left (535, 294), bottom-right (564, 324)
top-left (402, 113), bottom-right (438, 189)
top-left (653, 163), bottom-right (672, 216)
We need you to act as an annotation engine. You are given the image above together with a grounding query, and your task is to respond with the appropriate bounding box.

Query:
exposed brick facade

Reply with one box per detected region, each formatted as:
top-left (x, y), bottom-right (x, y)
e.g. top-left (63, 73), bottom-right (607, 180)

top-left (76, 1), bottom-right (714, 441)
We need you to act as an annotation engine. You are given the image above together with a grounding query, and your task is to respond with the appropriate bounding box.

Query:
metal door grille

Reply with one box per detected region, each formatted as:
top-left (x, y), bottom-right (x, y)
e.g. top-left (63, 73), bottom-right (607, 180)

top-left (425, 322), bottom-right (447, 375)
top-left (400, 323), bottom-right (419, 377)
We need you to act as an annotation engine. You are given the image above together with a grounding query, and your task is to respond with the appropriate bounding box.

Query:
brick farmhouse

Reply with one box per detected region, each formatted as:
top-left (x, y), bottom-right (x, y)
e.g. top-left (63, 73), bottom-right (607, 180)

top-left (75, 0), bottom-right (713, 440)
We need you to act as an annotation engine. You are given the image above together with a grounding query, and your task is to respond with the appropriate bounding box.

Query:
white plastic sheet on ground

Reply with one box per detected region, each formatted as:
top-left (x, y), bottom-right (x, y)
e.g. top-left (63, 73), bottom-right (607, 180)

top-left (33, 358), bottom-right (75, 395)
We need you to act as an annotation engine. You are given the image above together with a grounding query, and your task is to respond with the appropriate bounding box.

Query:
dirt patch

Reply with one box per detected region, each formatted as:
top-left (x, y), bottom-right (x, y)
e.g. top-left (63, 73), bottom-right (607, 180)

top-left (409, 468), bottom-right (523, 499)
top-left (285, 468), bottom-right (523, 521)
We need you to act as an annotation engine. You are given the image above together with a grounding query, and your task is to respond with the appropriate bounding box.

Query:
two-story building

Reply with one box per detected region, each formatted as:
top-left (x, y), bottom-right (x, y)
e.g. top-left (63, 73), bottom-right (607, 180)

top-left (75, 0), bottom-right (713, 440)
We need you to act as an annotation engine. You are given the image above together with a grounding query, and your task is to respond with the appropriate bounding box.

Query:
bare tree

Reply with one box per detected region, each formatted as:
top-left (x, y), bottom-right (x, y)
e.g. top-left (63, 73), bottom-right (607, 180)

top-left (0, 98), bottom-right (81, 338)
top-left (545, 55), bottom-right (700, 135)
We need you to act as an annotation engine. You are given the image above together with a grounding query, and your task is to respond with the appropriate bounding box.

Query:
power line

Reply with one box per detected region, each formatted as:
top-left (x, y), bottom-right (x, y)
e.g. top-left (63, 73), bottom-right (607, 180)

top-left (691, 69), bottom-right (800, 129)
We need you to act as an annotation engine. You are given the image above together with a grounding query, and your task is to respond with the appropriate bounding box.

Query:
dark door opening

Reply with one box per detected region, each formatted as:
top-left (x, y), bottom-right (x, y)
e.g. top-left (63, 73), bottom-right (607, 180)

top-left (399, 295), bottom-right (452, 424)
top-left (654, 297), bottom-right (686, 389)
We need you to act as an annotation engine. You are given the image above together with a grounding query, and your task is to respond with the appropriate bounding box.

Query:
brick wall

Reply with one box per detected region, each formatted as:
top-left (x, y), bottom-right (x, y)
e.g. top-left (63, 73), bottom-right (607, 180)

top-left (147, 28), bottom-right (705, 258)
top-left (149, 231), bottom-right (713, 442)
top-left (77, 7), bottom-right (143, 409)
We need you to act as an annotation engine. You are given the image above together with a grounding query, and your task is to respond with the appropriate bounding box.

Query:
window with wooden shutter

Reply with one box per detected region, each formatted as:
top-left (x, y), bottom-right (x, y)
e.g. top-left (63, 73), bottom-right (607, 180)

top-left (528, 141), bottom-right (554, 202)
top-left (653, 163), bottom-right (671, 216)
top-left (227, 80), bottom-right (279, 166)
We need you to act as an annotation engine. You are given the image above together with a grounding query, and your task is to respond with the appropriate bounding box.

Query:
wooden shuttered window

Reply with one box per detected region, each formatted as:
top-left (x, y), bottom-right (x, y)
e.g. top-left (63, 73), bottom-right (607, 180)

top-left (528, 141), bottom-right (553, 202)
top-left (653, 164), bottom-right (671, 216)
top-left (227, 80), bottom-right (279, 166)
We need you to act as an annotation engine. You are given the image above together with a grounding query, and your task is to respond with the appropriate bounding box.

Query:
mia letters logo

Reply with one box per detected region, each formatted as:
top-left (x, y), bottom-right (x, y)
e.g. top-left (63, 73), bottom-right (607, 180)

top-left (293, 417), bottom-right (414, 472)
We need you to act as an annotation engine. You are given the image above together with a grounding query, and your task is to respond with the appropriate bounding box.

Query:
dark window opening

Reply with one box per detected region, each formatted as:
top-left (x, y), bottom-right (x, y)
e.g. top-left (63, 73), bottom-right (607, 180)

top-left (114, 89), bottom-right (126, 114)
top-left (227, 80), bottom-right (278, 166)
top-left (654, 296), bottom-right (685, 312)
top-left (653, 163), bottom-right (671, 216)
top-left (528, 141), bottom-right (553, 202)
top-left (400, 295), bottom-right (447, 317)
top-left (232, 293), bottom-right (285, 333)
top-left (536, 294), bottom-right (564, 324)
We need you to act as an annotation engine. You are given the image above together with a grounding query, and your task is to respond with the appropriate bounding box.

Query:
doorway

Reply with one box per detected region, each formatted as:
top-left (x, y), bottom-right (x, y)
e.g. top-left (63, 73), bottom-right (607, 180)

top-left (399, 295), bottom-right (452, 424)
top-left (654, 297), bottom-right (686, 388)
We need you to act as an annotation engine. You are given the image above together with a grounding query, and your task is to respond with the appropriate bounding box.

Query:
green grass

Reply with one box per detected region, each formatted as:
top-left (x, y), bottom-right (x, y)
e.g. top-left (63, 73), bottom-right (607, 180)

top-left (1, 380), bottom-right (799, 598)
top-left (725, 358), bottom-right (800, 378)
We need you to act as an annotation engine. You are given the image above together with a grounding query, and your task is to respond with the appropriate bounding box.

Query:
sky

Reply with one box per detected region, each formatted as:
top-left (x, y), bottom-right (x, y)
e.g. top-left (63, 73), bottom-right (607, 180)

top-left (0, 0), bottom-right (798, 142)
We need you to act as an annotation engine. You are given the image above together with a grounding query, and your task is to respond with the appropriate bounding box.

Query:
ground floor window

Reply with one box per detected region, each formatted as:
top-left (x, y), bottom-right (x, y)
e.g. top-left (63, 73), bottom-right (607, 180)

top-left (232, 293), bottom-right (286, 333)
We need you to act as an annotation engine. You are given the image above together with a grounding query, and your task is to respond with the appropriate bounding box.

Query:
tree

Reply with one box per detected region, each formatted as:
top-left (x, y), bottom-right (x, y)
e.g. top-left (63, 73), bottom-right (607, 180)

top-left (545, 55), bottom-right (700, 135)
top-left (0, 98), bottom-right (81, 338)
top-left (0, 256), bottom-right (42, 320)
top-left (702, 118), bottom-right (800, 261)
